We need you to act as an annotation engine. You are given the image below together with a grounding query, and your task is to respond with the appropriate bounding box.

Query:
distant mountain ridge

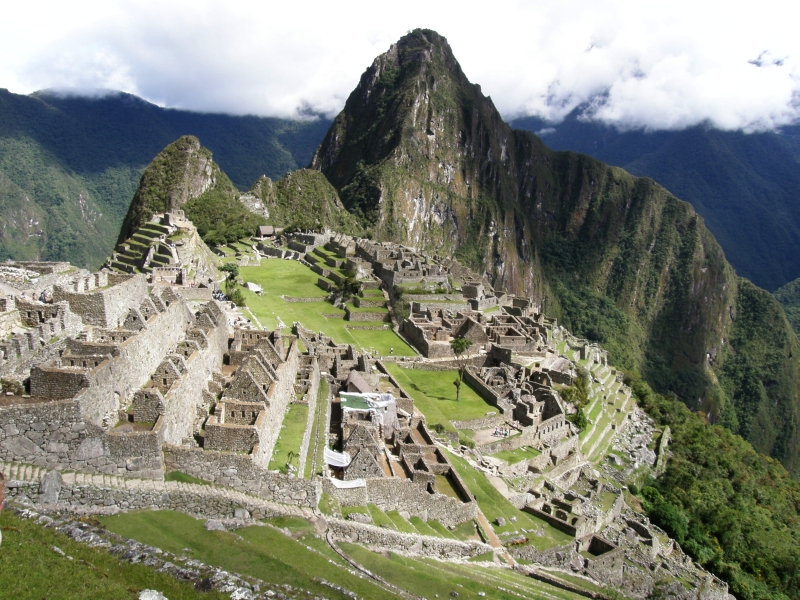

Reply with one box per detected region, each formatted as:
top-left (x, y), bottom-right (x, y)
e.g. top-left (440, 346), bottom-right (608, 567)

top-left (511, 112), bottom-right (800, 292)
top-left (0, 88), bottom-right (331, 269)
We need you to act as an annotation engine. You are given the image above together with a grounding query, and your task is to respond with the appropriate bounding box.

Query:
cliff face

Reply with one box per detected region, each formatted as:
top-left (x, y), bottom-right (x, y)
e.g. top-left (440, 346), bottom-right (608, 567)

top-left (118, 136), bottom-right (217, 242)
top-left (312, 29), bottom-right (800, 472)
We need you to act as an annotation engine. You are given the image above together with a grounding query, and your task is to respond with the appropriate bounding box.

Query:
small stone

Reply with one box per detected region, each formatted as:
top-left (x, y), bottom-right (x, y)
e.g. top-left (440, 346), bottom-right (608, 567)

top-left (139, 591), bottom-right (169, 600)
top-left (495, 517), bottom-right (506, 527)
top-left (204, 520), bottom-right (225, 531)
top-left (234, 508), bottom-right (251, 519)
top-left (39, 469), bottom-right (62, 504)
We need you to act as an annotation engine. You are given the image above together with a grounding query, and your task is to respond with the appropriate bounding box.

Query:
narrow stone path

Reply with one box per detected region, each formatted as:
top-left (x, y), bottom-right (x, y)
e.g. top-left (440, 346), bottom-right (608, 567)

top-left (476, 509), bottom-right (515, 566)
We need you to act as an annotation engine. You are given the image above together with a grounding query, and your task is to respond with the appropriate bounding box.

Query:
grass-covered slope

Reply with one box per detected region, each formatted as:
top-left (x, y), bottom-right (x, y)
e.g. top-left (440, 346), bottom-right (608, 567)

top-left (0, 88), bottom-right (330, 269)
top-left (311, 29), bottom-right (800, 473)
top-left (0, 510), bottom-right (225, 599)
top-left (249, 168), bottom-right (360, 233)
top-left (119, 136), bottom-right (266, 247)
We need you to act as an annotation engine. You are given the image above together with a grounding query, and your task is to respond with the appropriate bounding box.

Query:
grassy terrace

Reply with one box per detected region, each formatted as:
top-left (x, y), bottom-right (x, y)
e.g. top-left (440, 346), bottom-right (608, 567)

top-left (101, 510), bottom-right (394, 600)
top-left (239, 260), bottom-right (414, 356)
top-left (304, 378), bottom-right (329, 478)
top-left (444, 449), bottom-right (573, 550)
top-left (0, 510), bottom-right (226, 600)
top-left (490, 445), bottom-right (541, 464)
top-left (384, 364), bottom-right (495, 428)
top-left (341, 544), bottom-right (584, 600)
top-left (268, 403), bottom-right (309, 474)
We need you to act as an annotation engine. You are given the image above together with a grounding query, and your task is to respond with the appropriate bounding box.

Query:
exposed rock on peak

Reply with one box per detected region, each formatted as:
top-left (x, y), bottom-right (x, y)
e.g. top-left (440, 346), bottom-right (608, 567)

top-left (118, 135), bottom-right (218, 242)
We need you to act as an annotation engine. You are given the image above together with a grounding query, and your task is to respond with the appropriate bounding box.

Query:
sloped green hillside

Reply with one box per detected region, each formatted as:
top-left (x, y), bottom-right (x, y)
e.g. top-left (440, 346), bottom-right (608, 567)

top-left (511, 114), bottom-right (800, 292)
top-left (249, 168), bottom-right (360, 233)
top-left (119, 136), bottom-right (265, 247)
top-left (775, 277), bottom-right (800, 333)
top-left (0, 88), bottom-right (330, 269)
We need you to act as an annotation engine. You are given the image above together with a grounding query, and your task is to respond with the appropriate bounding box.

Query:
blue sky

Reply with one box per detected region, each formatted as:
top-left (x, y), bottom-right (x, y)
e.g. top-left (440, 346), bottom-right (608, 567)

top-left (2, 0), bottom-right (799, 131)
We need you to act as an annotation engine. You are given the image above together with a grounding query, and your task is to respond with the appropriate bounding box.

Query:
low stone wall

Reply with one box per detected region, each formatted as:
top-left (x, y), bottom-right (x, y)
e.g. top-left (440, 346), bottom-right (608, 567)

top-left (345, 308), bottom-right (388, 322)
top-left (328, 518), bottom-right (492, 558)
top-left (323, 477), bottom-right (477, 527)
top-left (283, 296), bottom-right (327, 303)
top-left (173, 286), bottom-right (213, 301)
top-left (4, 477), bottom-right (306, 521)
top-left (452, 413), bottom-right (506, 431)
top-left (463, 367), bottom-right (510, 415)
top-left (163, 445), bottom-right (320, 508)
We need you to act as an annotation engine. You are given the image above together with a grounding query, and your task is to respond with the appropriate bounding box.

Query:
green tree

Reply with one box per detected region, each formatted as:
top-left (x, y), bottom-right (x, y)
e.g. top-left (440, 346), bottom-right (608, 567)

top-left (568, 407), bottom-right (588, 430)
top-left (450, 337), bottom-right (473, 402)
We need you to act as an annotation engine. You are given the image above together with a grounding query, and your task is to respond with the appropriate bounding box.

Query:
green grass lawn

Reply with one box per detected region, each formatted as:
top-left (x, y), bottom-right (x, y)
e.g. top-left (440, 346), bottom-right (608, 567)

top-left (384, 364), bottom-right (496, 426)
top-left (268, 403), bottom-right (309, 473)
top-left (385, 510), bottom-right (418, 533)
top-left (490, 446), bottom-right (541, 465)
top-left (341, 544), bottom-right (582, 600)
top-left (0, 510), bottom-right (226, 600)
top-left (239, 260), bottom-right (415, 356)
top-left (305, 378), bottom-right (329, 478)
top-left (164, 471), bottom-right (212, 486)
top-left (100, 510), bottom-right (394, 600)
top-left (432, 560), bottom-right (585, 599)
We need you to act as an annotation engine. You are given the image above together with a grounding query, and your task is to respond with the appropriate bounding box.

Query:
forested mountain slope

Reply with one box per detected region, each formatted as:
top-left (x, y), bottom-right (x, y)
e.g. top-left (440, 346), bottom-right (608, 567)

top-left (311, 28), bottom-right (800, 474)
top-left (0, 88), bottom-right (329, 269)
top-left (511, 113), bottom-right (800, 292)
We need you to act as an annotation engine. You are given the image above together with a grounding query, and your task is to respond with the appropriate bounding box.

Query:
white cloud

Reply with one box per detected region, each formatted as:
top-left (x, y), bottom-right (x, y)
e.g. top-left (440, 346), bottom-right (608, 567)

top-left (1, 0), bottom-right (799, 130)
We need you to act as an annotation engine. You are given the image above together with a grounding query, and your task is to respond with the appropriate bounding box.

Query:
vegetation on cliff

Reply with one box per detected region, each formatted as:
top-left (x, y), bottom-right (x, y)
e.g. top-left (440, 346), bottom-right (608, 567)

top-left (511, 113), bottom-right (800, 292)
top-left (119, 136), bottom-right (266, 247)
top-left (631, 376), bottom-right (800, 600)
top-left (183, 174), bottom-right (266, 246)
top-left (249, 168), bottom-right (360, 233)
top-left (311, 29), bottom-right (800, 474)
top-left (774, 276), bottom-right (800, 334)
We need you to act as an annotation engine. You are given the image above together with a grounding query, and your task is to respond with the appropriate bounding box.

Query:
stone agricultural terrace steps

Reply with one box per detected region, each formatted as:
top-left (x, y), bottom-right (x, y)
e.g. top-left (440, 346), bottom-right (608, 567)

top-left (108, 221), bottom-right (175, 274)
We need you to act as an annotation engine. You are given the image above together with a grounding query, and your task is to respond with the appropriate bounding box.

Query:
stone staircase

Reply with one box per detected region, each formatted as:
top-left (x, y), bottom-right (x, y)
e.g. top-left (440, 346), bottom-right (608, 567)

top-left (108, 222), bottom-right (173, 274)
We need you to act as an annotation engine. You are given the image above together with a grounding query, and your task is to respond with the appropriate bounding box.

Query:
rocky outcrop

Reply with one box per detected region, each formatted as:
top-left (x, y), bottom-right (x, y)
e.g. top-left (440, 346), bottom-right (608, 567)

top-left (118, 136), bottom-right (218, 242)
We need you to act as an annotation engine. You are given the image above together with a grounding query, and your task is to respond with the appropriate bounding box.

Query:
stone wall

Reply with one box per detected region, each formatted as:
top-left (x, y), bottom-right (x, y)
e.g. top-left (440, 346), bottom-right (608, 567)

top-left (53, 274), bottom-right (147, 328)
top-left (328, 518), bottom-right (492, 558)
top-left (158, 311), bottom-right (227, 445)
top-left (451, 413), bottom-right (505, 431)
top-left (296, 359), bottom-right (320, 474)
top-left (323, 477), bottom-right (477, 527)
top-left (0, 398), bottom-right (162, 477)
top-left (252, 338), bottom-right (301, 467)
top-left (71, 299), bottom-right (190, 426)
top-left (4, 477), bottom-right (306, 521)
top-left (172, 286), bottom-right (213, 302)
top-left (163, 446), bottom-right (320, 508)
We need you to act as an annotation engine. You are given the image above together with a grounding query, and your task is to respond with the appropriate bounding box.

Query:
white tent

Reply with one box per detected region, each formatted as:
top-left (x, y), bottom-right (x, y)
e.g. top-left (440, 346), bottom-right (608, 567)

top-left (324, 448), bottom-right (352, 468)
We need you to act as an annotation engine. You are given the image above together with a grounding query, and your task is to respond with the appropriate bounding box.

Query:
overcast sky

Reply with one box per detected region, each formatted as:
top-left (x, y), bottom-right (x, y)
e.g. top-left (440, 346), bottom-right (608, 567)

top-left (2, 0), bottom-right (799, 131)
